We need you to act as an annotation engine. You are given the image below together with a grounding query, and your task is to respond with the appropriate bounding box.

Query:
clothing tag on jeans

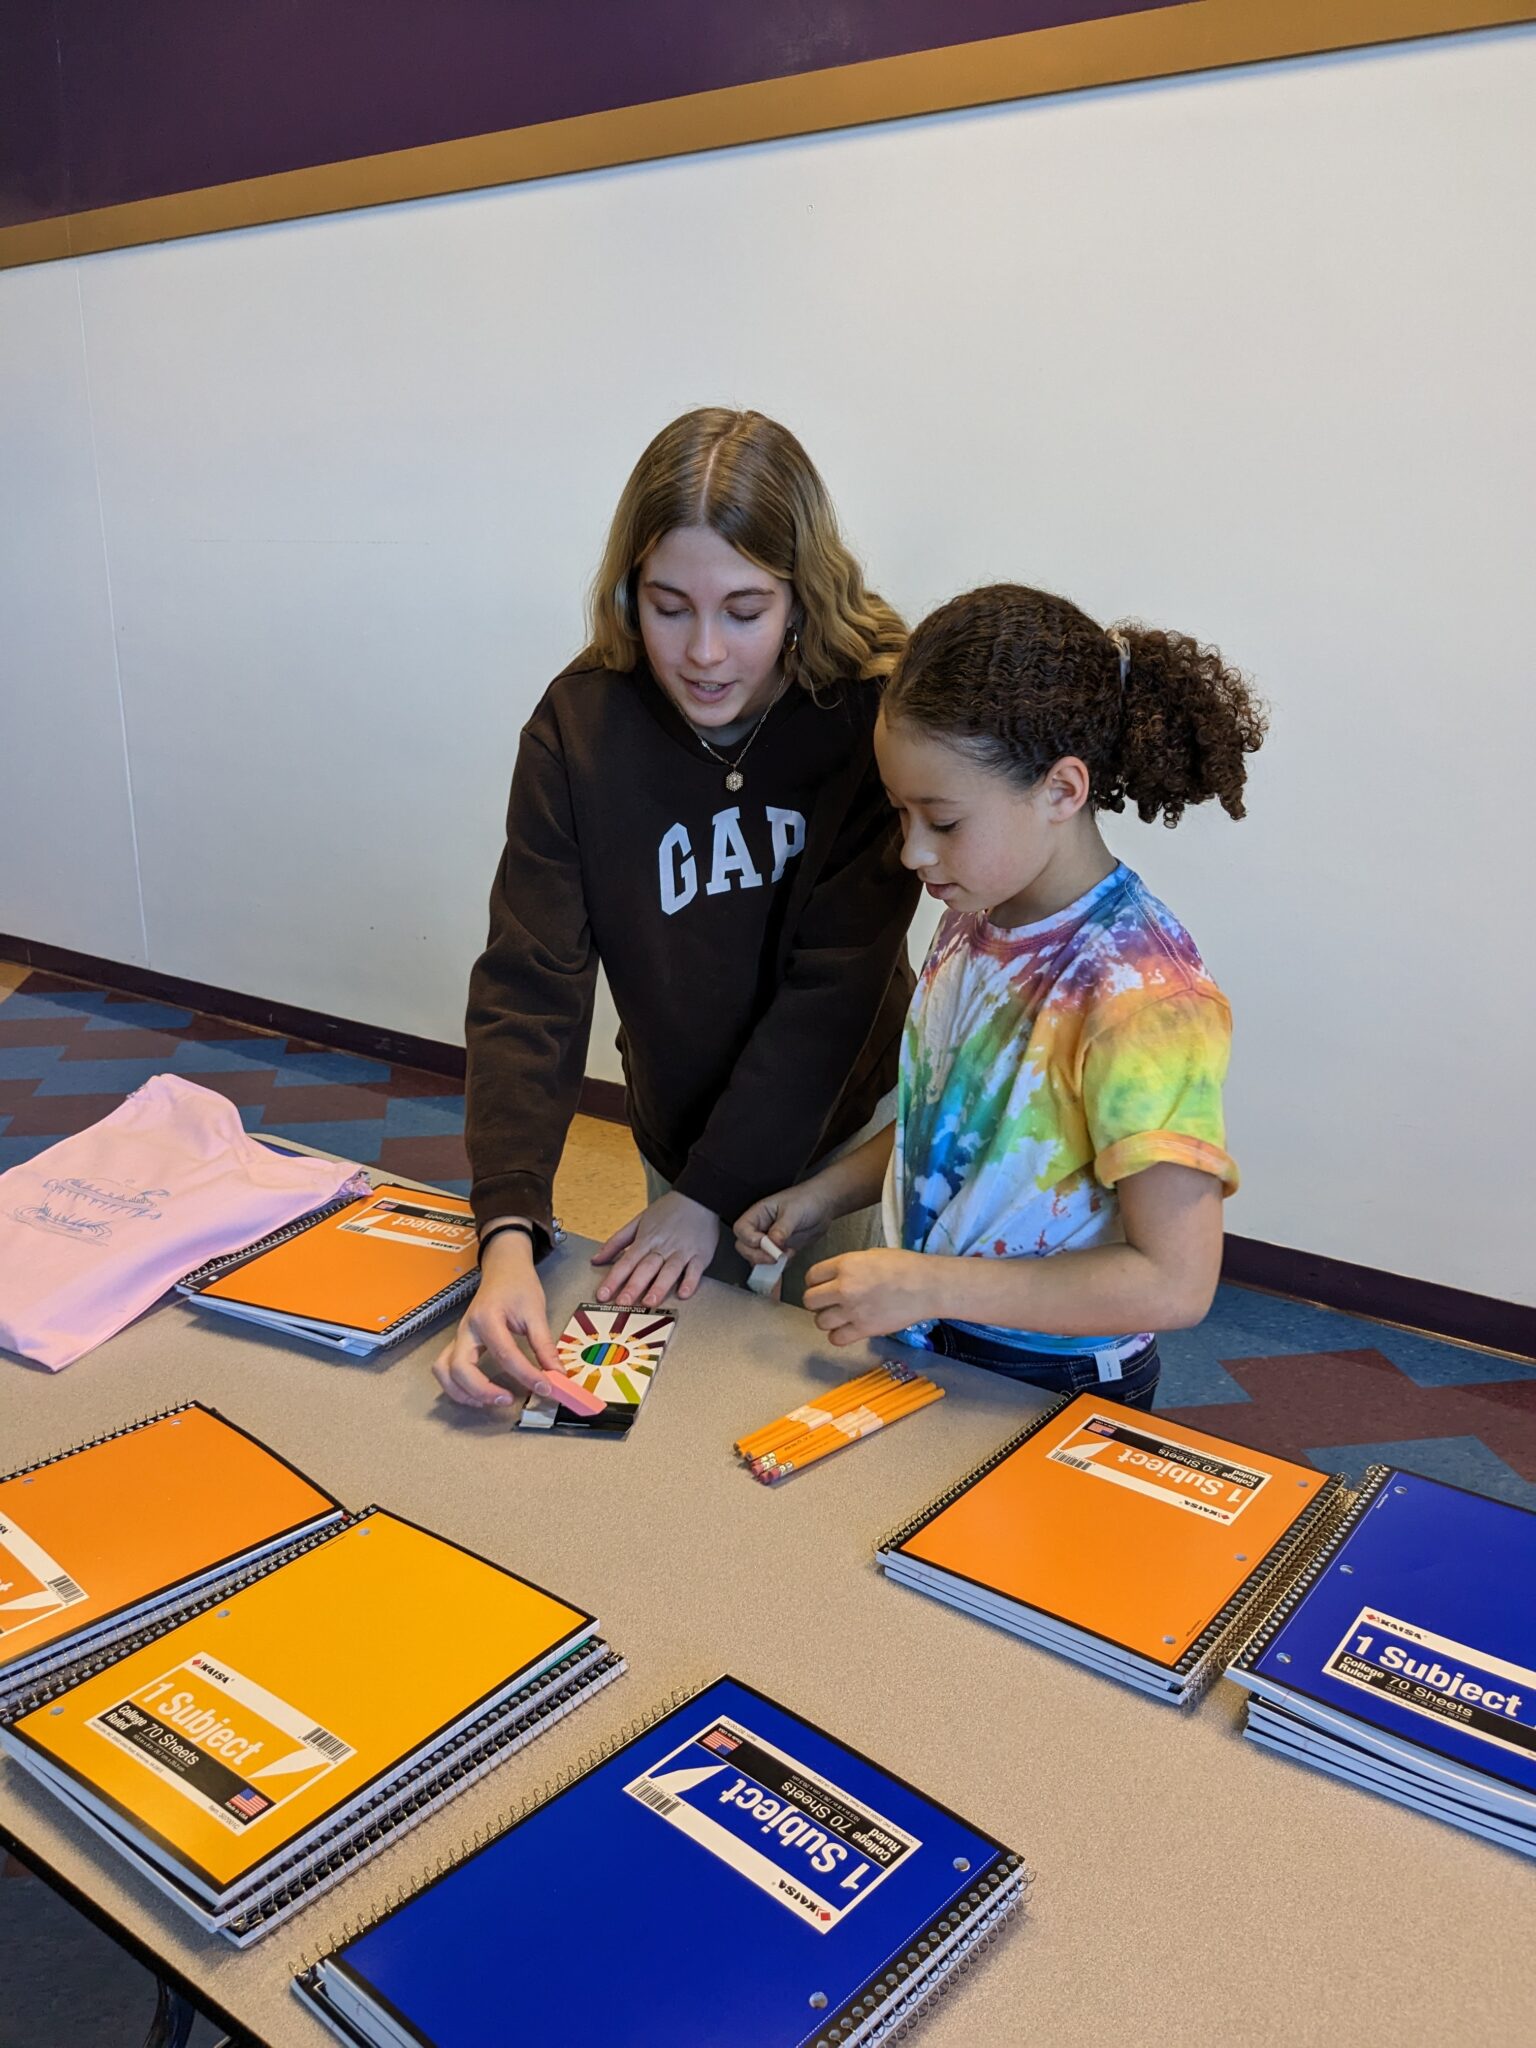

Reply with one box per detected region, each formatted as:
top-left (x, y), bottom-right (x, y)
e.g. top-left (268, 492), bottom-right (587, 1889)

top-left (1093, 1346), bottom-right (1124, 1382)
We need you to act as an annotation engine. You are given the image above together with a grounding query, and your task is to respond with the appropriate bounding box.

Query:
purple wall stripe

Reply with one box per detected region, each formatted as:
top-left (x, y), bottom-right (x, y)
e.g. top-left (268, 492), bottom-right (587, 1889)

top-left (2, 0), bottom-right (1171, 230)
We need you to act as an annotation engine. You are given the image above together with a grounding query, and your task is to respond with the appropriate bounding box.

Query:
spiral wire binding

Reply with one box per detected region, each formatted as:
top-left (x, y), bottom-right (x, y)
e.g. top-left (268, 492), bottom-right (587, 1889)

top-left (867, 1888), bottom-right (1024, 2044)
top-left (812, 1850), bottom-right (1031, 2048)
top-left (366, 1265), bottom-right (482, 1346)
top-left (875, 1398), bottom-right (1073, 1558)
top-left (0, 1400), bottom-right (197, 1487)
top-left (236, 1644), bottom-right (622, 1929)
top-left (177, 1190), bottom-right (365, 1291)
top-left (1226, 1464), bottom-right (1391, 1680)
top-left (294, 1678), bottom-right (711, 1976)
top-left (1170, 1469), bottom-right (1351, 1697)
top-left (5, 1510), bottom-right (364, 1721)
top-left (225, 1645), bottom-right (626, 1941)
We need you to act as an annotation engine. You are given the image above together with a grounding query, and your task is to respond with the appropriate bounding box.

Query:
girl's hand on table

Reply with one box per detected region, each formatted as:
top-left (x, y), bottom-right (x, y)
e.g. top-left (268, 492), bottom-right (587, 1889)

top-left (590, 1190), bottom-right (719, 1308)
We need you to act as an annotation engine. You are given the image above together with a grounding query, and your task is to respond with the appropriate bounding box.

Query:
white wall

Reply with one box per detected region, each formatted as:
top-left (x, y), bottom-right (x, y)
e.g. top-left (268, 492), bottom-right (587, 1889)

top-left (2, 28), bottom-right (1532, 1302)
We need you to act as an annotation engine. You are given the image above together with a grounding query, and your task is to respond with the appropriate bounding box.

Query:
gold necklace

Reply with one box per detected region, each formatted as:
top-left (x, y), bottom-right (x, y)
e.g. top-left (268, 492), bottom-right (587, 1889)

top-left (692, 676), bottom-right (788, 793)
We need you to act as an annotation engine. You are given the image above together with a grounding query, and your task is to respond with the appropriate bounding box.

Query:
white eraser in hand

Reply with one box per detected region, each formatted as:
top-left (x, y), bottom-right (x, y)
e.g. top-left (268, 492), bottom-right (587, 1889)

top-left (747, 1246), bottom-right (789, 1297)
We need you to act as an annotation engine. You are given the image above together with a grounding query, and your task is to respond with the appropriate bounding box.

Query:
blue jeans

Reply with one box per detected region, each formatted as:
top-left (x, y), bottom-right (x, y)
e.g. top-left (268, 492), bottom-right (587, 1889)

top-left (926, 1324), bottom-right (1161, 1411)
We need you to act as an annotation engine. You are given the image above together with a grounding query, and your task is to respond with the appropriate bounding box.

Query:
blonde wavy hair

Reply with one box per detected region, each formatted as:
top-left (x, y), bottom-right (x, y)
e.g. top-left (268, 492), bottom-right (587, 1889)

top-left (580, 408), bottom-right (905, 690)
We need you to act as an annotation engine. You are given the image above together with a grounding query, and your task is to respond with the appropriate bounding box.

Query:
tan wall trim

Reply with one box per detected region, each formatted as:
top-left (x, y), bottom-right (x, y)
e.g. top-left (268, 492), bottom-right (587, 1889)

top-left (2, 3), bottom-right (1529, 270)
top-left (0, 217), bottom-right (73, 268)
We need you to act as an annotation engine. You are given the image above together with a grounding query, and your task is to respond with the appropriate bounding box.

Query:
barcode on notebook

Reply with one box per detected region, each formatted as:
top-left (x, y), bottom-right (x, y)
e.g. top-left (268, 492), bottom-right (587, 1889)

top-left (303, 1725), bottom-right (352, 1763)
top-left (1054, 1454), bottom-right (1091, 1472)
top-left (632, 1782), bottom-right (679, 1816)
top-left (48, 1574), bottom-right (86, 1604)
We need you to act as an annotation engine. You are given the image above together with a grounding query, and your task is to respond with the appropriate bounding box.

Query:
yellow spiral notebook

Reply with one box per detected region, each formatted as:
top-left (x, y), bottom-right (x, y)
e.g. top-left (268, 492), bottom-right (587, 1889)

top-left (1, 1510), bottom-right (614, 1937)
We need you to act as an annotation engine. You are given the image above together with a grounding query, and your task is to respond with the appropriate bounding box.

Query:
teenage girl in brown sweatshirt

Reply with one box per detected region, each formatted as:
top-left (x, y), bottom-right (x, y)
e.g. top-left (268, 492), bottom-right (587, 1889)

top-left (434, 409), bottom-right (918, 1414)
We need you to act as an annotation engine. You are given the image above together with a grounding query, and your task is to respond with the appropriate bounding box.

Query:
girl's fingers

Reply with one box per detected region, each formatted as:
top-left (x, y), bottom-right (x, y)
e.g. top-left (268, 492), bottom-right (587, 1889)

top-left (641, 1254), bottom-right (685, 1309)
top-left (517, 1309), bottom-right (562, 1380)
top-left (611, 1251), bottom-right (664, 1306)
top-left (596, 1241), bottom-right (648, 1302)
top-left (594, 1248), bottom-right (639, 1301)
top-left (438, 1328), bottom-right (603, 1418)
top-left (434, 1336), bottom-right (512, 1408)
top-left (531, 1364), bottom-right (608, 1417)
top-left (435, 1323), bottom-right (486, 1399)
top-left (590, 1216), bottom-right (640, 1267)
top-left (678, 1254), bottom-right (707, 1300)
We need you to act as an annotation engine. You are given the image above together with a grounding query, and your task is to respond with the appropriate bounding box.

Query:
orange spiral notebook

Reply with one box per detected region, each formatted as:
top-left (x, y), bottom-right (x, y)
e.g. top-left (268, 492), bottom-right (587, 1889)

top-left (177, 1184), bottom-right (480, 1355)
top-left (0, 1509), bottom-right (619, 1942)
top-left (877, 1393), bottom-right (1346, 1703)
top-left (0, 1404), bottom-right (341, 1711)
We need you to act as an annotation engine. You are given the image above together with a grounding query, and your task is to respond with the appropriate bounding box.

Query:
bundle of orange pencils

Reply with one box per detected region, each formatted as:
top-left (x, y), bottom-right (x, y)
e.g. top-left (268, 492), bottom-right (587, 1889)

top-left (734, 1363), bottom-right (944, 1484)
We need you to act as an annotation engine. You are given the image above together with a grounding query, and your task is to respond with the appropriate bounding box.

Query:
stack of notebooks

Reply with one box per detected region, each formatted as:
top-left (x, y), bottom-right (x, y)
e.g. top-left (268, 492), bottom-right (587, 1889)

top-left (296, 1676), bottom-right (1025, 2047)
top-left (0, 1408), bottom-right (621, 1942)
top-left (1228, 1466), bottom-right (1536, 1858)
top-left (177, 1183), bottom-right (480, 1357)
top-left (877, 1394), bottom-right (1346, 1703)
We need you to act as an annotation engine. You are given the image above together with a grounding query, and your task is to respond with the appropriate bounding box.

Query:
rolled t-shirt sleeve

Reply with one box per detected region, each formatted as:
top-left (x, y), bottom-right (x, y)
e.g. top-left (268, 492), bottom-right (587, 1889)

top-left (1083, 989), bottom-right (1239, 1195)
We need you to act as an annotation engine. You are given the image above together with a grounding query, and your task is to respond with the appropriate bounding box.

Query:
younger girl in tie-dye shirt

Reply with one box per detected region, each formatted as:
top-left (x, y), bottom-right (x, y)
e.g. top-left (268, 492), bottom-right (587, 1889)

top-left (734, 583), bottom-right (1266, 1411)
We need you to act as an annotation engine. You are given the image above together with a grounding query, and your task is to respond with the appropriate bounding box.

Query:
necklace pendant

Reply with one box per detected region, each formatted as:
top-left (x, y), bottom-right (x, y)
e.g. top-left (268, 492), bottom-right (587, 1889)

top-left (725, 769), bottom-right (744, 793)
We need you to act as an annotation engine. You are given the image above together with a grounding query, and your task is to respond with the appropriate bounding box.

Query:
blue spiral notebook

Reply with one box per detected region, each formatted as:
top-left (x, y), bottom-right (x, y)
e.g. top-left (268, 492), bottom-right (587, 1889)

top-left (1228, 1466), bottom-right (1536, 1855)
top-left (295, 1677), bottom-right (1025, 2047)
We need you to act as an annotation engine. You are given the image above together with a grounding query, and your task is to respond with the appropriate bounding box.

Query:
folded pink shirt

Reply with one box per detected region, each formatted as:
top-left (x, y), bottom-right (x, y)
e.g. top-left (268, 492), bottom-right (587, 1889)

top-left (0, 1074), bottom-right (365, 1370)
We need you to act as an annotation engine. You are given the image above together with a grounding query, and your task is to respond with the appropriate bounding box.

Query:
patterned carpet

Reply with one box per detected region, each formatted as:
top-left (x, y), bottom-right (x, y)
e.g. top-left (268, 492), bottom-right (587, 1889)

top-left (2, 967), bottom-right (1533, 1513)
top-left (0, 969), bottom-right (472, 1194)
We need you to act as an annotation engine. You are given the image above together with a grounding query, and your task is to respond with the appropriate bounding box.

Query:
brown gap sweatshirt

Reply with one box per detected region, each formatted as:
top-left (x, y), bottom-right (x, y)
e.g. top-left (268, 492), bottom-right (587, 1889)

top-left (465, 661), bottom-right (918, 1247)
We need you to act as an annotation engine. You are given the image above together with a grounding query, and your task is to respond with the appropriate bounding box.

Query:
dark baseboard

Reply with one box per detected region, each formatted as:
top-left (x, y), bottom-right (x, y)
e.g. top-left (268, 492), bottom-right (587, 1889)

top-left (6, 934), bottom-right (1532, 1362)
top-left (2, 931), bottom-right (467, 1077)
top-left (1221, 1235), bottom-right (1533, 1362)
top-left (1, 932), bottom-right (629, 1128)
top-left (579, 1077), bottom-right (627, 1122)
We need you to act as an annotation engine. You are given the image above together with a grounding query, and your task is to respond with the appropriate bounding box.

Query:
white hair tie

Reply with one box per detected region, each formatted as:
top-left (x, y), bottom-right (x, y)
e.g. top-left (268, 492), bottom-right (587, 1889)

top-left (1106, 629), bottom-right (1131, 688)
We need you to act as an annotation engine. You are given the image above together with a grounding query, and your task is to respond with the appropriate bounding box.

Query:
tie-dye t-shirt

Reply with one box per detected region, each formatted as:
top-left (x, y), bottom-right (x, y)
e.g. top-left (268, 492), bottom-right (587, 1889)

top-left (880, 863), bottom-right (1237, 1353)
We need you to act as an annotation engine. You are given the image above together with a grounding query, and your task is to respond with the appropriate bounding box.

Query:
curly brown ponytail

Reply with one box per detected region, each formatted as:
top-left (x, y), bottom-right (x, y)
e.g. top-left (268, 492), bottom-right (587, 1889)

top-left (885, 584), bottom-right (1267, 826)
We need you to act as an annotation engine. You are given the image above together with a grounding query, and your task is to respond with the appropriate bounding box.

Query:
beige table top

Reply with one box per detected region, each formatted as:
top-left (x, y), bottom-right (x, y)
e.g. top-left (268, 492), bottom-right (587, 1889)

top-left (3, 1241), bottom-right (1534, 2047)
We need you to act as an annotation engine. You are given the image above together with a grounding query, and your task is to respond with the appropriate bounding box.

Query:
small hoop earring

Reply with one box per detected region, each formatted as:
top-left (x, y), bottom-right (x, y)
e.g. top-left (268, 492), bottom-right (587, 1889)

top-left (784, 627), bottom-right (800, 654)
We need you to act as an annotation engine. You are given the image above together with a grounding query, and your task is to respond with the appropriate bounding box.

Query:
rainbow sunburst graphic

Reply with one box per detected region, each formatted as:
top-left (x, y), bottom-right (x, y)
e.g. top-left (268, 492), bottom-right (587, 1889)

top-left (556, 1304), bottom-right (674, 1407)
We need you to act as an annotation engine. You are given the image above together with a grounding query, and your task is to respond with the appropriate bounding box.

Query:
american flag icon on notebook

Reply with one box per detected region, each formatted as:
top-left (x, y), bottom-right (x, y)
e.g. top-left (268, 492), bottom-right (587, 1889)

top-left (227, 1787), bottom-right (271, 1820)
top-left (701, 1727), bottom-right (739, 1755)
